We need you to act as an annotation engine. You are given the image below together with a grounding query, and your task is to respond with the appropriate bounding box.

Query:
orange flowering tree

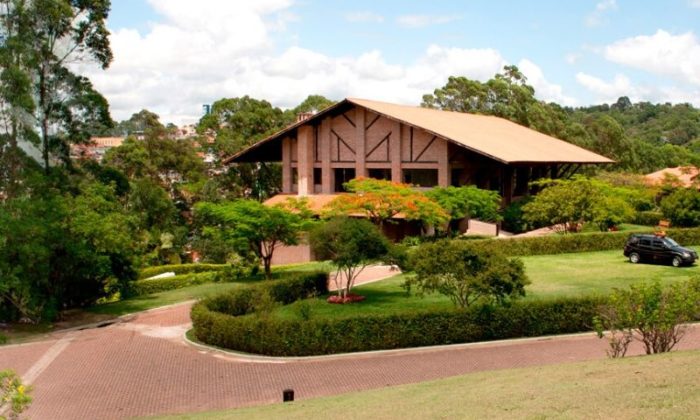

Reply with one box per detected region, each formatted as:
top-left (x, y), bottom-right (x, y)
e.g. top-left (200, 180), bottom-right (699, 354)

top-left (325, 178), bottom-right (448, 228)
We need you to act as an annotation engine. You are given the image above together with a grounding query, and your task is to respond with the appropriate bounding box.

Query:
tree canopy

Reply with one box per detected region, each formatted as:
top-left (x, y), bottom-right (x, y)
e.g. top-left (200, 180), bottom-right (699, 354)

top-left (325, 177), bottom-right (448, 228)
top-left (194, 200), bottom-right (312, 278)
top-left (310, 217), bottom-right (389, 300)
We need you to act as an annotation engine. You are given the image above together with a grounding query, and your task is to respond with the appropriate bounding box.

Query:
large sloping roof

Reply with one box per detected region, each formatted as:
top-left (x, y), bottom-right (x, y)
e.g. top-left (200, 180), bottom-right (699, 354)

top-left (226, 98), bottom-right (613, 165)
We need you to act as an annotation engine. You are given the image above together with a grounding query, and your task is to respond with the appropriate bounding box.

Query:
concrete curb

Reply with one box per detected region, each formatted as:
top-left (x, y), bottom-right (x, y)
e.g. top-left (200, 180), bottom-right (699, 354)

top-left (183, 327), bottom-right (600, 363)
top-left (183, 322), bottom-right (700, 363)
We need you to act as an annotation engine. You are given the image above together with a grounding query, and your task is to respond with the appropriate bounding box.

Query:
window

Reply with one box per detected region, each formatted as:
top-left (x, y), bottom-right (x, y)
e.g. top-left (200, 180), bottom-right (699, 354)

top-left (368, 168), bottom-right (391, 181)
top-left (313, 168), bottom-right (322, 186)
top-left (402, 169), bottom-right (438, 187)
top-left (334, 168), bottom-right (355, 192)
top-left (640, 239), bottom-right (651, 247)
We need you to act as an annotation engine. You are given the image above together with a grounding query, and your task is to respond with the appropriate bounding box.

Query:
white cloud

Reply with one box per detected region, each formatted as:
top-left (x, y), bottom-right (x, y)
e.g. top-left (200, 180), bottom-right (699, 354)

top-left (76, 2), bottom-right (573, 124)
top-left (603, 30), bottom-right (700, 86)
top-left (565, 52), bottom-right (581, 64)
top-left (576, 72), bottom-right (640, 101)
top-left (576, 72), bottom-right (700, 106)
top-left (518, 59), bottom-right (577, 106)
top-left (345, 11), bottom-right (384, 23)
top-left (76, 3), bottom-right (508, 124)
top-left (689, 0), bottom-right (700, 8)
top-left (396, 14), bottom-right (461, 28)
top-left (585, 0), bottom-right (617, 27)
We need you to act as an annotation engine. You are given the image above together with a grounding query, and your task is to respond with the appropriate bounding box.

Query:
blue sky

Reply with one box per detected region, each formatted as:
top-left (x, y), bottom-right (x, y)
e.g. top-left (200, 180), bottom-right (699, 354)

top-left (88, 0), bottom-right (700, 124)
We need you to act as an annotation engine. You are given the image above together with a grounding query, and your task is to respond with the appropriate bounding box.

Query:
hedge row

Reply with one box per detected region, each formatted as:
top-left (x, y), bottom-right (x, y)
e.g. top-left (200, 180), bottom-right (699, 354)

top-left (138, 263), bottom-right (227, 280)
top-left (129, 272), bottom-right (220, 296)
top-left (203, 271), bottom-right (329, 315)
top-left (464, 227), bottom-right (700, 257)
top-left (191, 295), bottom-right (606, 356)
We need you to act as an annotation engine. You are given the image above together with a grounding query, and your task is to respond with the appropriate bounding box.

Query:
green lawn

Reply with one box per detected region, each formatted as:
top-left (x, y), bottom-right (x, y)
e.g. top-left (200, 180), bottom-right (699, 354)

top-left (154, 350), bottom-right (700, 419)
top-left (272, 247), bottom-right (700, 320)
top-left (89, 261), bottom-right (332, 317)
top-left (579, 222), bottom-right (651, 233)
top-left (87, 282), bottom-right (243, 316)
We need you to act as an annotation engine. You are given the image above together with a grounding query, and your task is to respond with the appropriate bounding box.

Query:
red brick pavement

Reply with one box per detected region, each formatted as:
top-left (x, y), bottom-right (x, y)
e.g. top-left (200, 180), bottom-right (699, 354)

top-left (3, 302), bottom-right (700, 419)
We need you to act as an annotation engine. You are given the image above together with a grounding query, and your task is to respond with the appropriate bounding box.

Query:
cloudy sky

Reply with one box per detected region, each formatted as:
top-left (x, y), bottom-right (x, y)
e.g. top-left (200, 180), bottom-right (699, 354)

top-left (80, 0), bottom-right (700, 125)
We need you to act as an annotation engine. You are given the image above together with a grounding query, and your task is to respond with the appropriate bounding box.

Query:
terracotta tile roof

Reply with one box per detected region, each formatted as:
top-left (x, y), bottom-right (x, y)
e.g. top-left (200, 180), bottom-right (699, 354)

top-left (644, 166), bottom-right (700, 188)
top-left (264, 193), bottom-right (413, 219)
top-left (263, 194), bottom-right (340, 213)
top-left (226, 98), bottom-right (613, 165)
top-left (91, 137), bottom-right (124, 147)
top-left (348, 98), bottom-right (613, 164)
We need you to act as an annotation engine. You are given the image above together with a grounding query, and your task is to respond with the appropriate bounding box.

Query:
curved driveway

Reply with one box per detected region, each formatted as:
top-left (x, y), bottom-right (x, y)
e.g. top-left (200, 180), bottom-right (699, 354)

top-left (3, 298), bottom-right (700, 419)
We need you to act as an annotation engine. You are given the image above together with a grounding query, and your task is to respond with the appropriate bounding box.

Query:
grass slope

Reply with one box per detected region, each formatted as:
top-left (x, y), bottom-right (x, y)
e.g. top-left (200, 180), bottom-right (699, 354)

top-left (156, 350), bottom-right (700, 419)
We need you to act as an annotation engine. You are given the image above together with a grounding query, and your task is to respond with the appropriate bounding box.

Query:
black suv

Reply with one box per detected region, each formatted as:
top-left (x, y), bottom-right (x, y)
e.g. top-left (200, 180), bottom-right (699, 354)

top-left (624, 234), bottom-right (697, 267)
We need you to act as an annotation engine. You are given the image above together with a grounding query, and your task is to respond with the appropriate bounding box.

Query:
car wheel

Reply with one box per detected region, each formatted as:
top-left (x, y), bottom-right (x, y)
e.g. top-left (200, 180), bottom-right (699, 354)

top-left (672, 256), bottom-right (682, 267)
top-left (629, 253), bottom-right (640, 264)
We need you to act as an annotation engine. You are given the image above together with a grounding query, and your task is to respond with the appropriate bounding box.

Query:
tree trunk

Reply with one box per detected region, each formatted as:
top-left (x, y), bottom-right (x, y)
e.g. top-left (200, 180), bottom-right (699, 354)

top-left (39, 68), bottom-right (50, 174)
top-left (263, 256), bottom-right (272, 279)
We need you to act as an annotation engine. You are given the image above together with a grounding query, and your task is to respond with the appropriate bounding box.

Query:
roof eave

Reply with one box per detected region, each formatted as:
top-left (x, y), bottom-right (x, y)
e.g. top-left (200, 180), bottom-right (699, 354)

top-left (223, 99), bottom-right (352, 165)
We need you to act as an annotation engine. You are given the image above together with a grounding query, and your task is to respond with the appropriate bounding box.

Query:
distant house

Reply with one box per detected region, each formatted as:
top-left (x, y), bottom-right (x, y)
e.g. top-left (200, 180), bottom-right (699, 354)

top-left (644, 166), bottom-right (700, 188)
top-left (70, 136), bottom-right (124, 162)
top-left (226, 98), bottom-right (613, 205)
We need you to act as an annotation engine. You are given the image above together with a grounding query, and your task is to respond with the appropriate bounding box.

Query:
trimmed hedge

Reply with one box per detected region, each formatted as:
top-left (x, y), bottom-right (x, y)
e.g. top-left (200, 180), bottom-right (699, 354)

top-left (130, 272), bottom-right (220, 296)
top-left (203, 271), bottom-right (329, 315)
top-left (138, 263), bottom-right (227, 280)
top-left (191, 295), bottom-right (606, 356)
top-left (462, 227), bottom-right (700, 257)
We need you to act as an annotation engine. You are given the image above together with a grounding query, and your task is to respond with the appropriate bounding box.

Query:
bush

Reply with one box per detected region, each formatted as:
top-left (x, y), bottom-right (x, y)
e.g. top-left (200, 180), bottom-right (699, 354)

top-left (458, 227), bottom-right (700, 257)
top-left (128, 272), bottom-right (220, 296)
top-left (594, 279), bottom-right (700, 357)
top-left (202, 271), bottom-right (329, 316)
top-left (633, 210), bottom-right (663, 227)
top-left (138, 263), bottom-right (227, 280)
top-left (406, 240), bottom-right (528, 308)
top-left (502, 196), bottom-right (539, 234)
top-left (192, 295), bottom-right (606, 357)
top-left (0, 370), bottom-right (32, 417)
top-left (661, 189), bottom-right (700, 227)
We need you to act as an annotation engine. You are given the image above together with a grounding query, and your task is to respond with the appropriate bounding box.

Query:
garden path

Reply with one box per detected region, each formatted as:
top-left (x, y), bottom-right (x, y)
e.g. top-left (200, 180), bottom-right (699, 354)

top-left (3, 291), bottom-right (700, 419)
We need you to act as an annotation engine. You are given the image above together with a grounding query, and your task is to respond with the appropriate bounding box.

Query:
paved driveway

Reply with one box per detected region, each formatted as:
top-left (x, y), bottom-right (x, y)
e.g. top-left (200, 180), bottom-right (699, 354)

top-left (3, 300), bottom-right (700, 419)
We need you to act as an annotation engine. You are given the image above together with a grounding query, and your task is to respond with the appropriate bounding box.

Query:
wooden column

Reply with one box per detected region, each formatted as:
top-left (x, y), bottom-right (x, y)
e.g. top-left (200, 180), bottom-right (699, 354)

top-left (297, 126), bottom-right (314, 196)
top-left (502, 166), bottom-right (514, 206)
top-left (282, 137), bottom-right (292, 193)
top-left (437, 138), bottom-right (449, 187)
top-left (355, 108), bottom-right (366, 178)
top-left (390, 120), bottom-right (402, 183)
top-left (320, 117), bottom-right (332, 194)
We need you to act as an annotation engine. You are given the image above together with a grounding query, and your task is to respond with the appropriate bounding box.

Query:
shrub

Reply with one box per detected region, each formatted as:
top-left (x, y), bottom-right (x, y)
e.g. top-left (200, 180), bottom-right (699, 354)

top-left (201, 271), bottom-right (329, 316)
top-left (633, 210), bottom-right (663, 227)
top-left (138, 263), bottom-right (227, 280)
top-left (406, 240), bottom-right (529, 308)
top-left (128, 272), bottom-right (220, 296)
top-left (594, 279), bottom-right (700, 357)
top-left (458, 227), bottom-right (700, 257)
top-left (0, 369), bottom-right (32, 417)
top-left (661, 189), bottom-right (700, 227)
top-left (502, 197), bottom-right (538, 234)
top-left (191, 295), bottom-right (606, 356)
